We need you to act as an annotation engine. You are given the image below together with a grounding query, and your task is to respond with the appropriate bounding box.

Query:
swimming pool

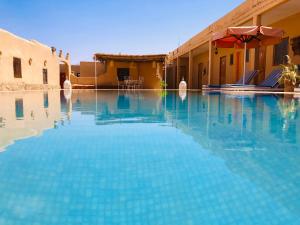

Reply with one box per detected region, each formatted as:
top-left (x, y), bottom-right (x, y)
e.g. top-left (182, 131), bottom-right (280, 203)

top-left (0, 90), bottom-right (299, 225)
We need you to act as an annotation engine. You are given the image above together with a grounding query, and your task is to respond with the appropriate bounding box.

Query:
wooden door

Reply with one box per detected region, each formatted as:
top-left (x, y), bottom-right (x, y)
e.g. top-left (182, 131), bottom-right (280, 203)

top-left (192, 65), bottom-right (198, 89)
top-left (236, 52), bottom-right (241, 82)
top-left (219, 56), bottom-right (227, 85)
top-left (60, 73), bottom-right (66, 88)
top-left (180, 66), bottom-right (187, 82)
top-left (255, 46), bottom-right (266, 84)
top-left (197, 63), bottom-right (203, 89)
top-left (166, 66), bottom-right (175, 89)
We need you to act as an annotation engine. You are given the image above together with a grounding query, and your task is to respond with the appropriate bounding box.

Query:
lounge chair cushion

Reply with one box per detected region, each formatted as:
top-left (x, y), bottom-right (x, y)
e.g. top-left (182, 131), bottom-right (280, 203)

top-left (235, 70), bottom-right (258, 85)
top-left (221, 70), bottom-right (258, 87)
top-left (258, 69), bottom-right (282, 88)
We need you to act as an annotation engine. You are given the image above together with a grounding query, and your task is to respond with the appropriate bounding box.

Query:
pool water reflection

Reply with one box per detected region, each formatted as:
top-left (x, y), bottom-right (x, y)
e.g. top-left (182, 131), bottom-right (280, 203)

top-left (0, 90), bottom-right (299, 225)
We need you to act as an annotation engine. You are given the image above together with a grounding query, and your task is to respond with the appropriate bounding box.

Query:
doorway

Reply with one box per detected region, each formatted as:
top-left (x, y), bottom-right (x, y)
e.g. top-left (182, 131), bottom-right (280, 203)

top-left (59, 62), bottom-right (70, 89)
top-left (180, 66), bottom-right (187, 82)
top-left (117, 68), bottom-right (130, 81)
top-left (236, 52), bottom-right (241, 82)
top-left (219, 56), bottom-right (227, 85)
top-left (255, 46), bottom-right (266, 84)
top-left (60, 73), bottom-right (66, 88)
top-left (197, 63), bottom-right (203, 89)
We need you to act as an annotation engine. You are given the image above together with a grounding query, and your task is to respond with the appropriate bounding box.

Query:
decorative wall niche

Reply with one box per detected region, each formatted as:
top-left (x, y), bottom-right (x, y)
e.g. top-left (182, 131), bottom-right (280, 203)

top-left (29, 58), bottom-right (33, 65)
top-left (44, 60), bottom-right (47, 67)
top-left (291, 36), bottom-right (300, 56)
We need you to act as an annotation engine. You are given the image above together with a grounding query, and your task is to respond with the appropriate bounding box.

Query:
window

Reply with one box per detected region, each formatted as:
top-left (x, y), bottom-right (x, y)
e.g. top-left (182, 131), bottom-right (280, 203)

top-left (13, 57), bottom-right (22, 78)
top-left (230, 54), bottom-right (234, 65)
top-left (43, 69), bottom-right (48, 84)
top-left (15, 98), bottom-right (24, 120)
top-left (117, 68), bottom-right (130, 81)
top-left (292, 36), bottom-right (300, 55)
top-left (246, 49), bottom-right (250, 62)
top-left (273, 38), bottom-right (289, 65)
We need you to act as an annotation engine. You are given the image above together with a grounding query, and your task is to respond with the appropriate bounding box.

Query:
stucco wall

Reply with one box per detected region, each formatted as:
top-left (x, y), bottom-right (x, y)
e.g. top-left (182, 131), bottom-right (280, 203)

top-left (0, 29), bottom-right (64, 90)
top-left (71, 65), bottom-right (80, 76)
top-left (192, 52), bottom-right (209, 87)
top-left (169, 0), bottom-right (290, 60)
top-left (168, 0), bottom-right (300, 87)
top-left (210, 48), bottom-right (250, 85)
top-left (137, 61), bottom-right (163, 89)
top-left (80, 62), bottom-right (105, 77)
top-left (70, 75), bottom-right (95, 86)
top-left (208, 11), bottom-right (300, 85)
top-left (265, 12), bottom-right (300, 78)
top-left (71, 60), bottom-right (164, 89)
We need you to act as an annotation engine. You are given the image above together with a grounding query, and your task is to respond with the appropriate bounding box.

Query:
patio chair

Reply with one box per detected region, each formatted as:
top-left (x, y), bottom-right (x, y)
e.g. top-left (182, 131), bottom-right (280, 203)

top-left (222, 70), bottom-right (258, 87)
top-left (136, 77), bottom-right (144, 89)
top-left (127, 80), bottom-right (135, 89)
top-left (257, 68), bottom-right (283, 88)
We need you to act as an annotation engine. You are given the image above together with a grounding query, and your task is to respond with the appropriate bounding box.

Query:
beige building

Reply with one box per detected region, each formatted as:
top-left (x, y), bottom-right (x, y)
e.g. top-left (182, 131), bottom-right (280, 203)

top-left (167, 0), bottom-right (300, 89)
top-left (63, 62), bottom-right (104, 89)
top-left (0, 29), bottom-right (71, 91)
top-left (70, 54), bottom-right (166, 89)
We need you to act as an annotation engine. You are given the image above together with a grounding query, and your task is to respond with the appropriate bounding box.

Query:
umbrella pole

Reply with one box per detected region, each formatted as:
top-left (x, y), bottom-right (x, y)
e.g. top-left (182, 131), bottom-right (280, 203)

top-left (243, 42), bottom-right (247, 85)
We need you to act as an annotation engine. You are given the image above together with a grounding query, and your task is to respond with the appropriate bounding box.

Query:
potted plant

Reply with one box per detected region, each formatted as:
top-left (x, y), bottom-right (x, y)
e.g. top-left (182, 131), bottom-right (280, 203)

top-left (278, 55), bottom-right (300, 92)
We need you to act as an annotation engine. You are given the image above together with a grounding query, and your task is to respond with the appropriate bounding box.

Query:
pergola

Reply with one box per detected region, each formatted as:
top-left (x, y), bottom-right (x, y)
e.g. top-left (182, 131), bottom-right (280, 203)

top-left (94, 53), bottom-right (166, 63)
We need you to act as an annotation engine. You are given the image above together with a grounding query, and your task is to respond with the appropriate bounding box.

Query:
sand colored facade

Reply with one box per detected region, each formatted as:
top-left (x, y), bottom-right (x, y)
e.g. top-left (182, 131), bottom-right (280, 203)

top-left (0, 29), bottom-right (71, 91)
top-left (167, 0), bottom-right (300, 88)
top-left (67, 62), bottom-right (104, 88)
top-left (70, 54), bottom-right (166, 89)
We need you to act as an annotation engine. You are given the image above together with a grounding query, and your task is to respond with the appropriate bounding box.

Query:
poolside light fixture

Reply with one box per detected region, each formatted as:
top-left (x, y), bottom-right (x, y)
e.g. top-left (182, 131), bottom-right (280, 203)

top-left (214, 47), bottom-right (218, 55)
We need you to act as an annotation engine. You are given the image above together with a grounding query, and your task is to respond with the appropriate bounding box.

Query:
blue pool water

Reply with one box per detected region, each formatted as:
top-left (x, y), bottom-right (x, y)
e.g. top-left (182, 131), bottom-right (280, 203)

top-left (0, 90), bottom-right (299, 225)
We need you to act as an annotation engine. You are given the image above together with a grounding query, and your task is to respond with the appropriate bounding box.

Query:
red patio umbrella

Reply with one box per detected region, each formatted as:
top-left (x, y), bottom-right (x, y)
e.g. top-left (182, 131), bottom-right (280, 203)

top-left (212, 26), bottom-right (284, 85)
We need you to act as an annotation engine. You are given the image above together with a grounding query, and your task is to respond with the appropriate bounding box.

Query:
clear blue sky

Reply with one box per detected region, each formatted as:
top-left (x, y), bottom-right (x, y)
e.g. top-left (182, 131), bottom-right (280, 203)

top-left (0, 0), bottom-right (244, 64)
